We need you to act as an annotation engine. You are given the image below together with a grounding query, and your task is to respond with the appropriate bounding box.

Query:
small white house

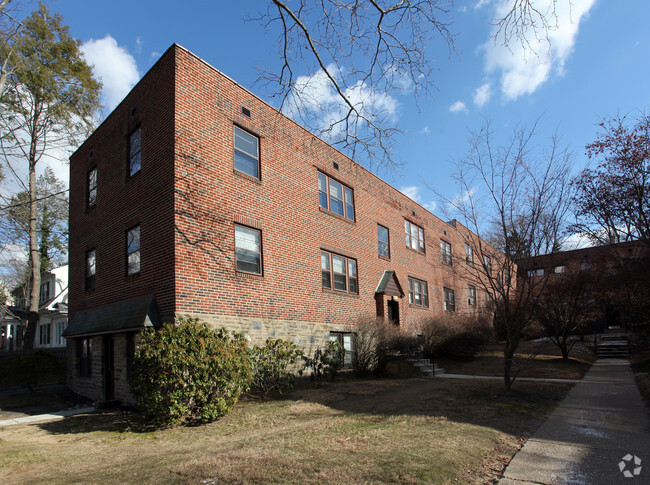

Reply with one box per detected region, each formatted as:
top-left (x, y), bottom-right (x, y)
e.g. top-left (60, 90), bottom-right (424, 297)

top-left (35, 265), bottom-right (69, 349)
top-left (1, 265), bottom-right (68, 351)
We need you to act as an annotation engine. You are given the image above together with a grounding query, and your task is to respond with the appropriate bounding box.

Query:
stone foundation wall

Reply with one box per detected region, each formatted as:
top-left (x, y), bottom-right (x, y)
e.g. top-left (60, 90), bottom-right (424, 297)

top-left (182, 312), bottom-right (357, 357)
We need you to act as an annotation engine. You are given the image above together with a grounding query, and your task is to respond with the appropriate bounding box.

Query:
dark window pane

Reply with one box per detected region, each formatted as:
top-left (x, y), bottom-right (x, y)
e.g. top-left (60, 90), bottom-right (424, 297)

top-left (329, 180), bottom-right (344, 216)
top-left (349, 277), bottom-right (358, 294)
top-left (344, 187), bottom-right (354, 220)
top-left (235, 225), bottom-right (262, 274)
top-left (318, 172), bottom-right (328, 209)
top-left (333, 273), bottom-right (347, 291)
top-left (129, 128), bottom-right (141, 176)
top-left (236, 249), bottom-right (260, 273)
top-left (322, 270), bottom-right (332, 289)
top-left (234, 150), bottom-right (259, 178)
top-left (234, 127), bottom-right (259, 178)
top-left (377, 225), bottom-right (389, 257)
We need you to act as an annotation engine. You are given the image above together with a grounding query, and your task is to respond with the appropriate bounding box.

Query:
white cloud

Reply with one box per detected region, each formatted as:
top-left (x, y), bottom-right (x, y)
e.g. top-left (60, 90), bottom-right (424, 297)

top-left (473, 83), bottom-right (492, 107)
top-left (474, 0), bottom-right (491, 9)
top-left (284, 64), bottom-right (398, 138)
top-left (399, 185), bottom-right (437, 212)
top-left (419, 126), bottom-right (431, 135)
top-left (81, 35), bottom-right (140, 112)
top-left (484, 0), bottom-right (596, 100)
top-left (135, 36), bottom-right (142, 54)
top-left (449, 101), bottom-right (468, 113)
top-left (562, 232), bottom-right (595, 250)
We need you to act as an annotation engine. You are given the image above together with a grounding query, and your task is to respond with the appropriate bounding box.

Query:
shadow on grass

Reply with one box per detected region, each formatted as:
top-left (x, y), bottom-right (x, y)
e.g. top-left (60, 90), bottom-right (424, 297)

top-left (285, 376), bottom-right (574, 437)
top-left (38, 409), bottom-right (159, 435)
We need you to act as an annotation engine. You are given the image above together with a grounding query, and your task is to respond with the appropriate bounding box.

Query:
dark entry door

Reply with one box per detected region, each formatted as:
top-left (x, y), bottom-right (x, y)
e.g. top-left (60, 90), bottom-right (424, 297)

top-left (103, 335), bottom-right (115, 401)
top-left (387, 299), bottom-right (400, 325)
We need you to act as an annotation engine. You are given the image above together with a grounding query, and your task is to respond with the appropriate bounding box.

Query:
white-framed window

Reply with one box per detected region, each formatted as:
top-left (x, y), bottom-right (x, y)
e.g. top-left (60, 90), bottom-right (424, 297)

top-left (377, 224), bottom-right (390, 258)
top-left (527, 268), bottom-right (544, 278)
top-left (321, 250), bottom-right (358, 294)
top-left (404, 220), bottom-right (425, 253)
top-left (443, 287), bottom-right (455, 312)
top-left (329, 332), bottom-right (355, 368)
top-left (483, 256), bottom-right (492, 275)
top-left (554, 265), bottom-right (565, 274)
top-left (127, 226), bottom-right (141, 275)
top-left (235, 224), bottom-right (262, 275)
top-left (441, 240), bottom-right (452, 265)
top-left (128, 127), bottom-right (141, 176)
top-left (408, 277), bottom-right (429, 307)
top-left (465, 244), bottom-right (474, 264)
top-left (318, 172), bottom-right (355, 220)
top-left (55, 321), bottom-right (67, 345)
top-left (468, 285), bottom-right (477, 306)
top-left (234, 125), bottom-right (260, 179)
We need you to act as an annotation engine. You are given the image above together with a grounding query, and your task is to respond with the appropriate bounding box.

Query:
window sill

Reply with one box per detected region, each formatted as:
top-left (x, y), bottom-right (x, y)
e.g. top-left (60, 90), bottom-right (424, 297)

top-left (408, 303), bottom-right (430, 310)
top-left (405, 246), bottom-right (426, 256)
top-left (85, 204), bottom-right (97, 215)
top-left (236, 270), bottom-right (264, 280)
top-left (378, 254), bottom-right (391, 262)
top-left (322, 288), bottom-right (359, 298)
top-left (318, 206), bottom-right (355, 224)
top-left (234, 169), bottom-right (262, 184)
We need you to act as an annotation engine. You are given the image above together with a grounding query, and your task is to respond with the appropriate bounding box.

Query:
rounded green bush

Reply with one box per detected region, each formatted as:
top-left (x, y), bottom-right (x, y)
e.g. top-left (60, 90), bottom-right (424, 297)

top-left (130, 318), bottom-right (252, 426)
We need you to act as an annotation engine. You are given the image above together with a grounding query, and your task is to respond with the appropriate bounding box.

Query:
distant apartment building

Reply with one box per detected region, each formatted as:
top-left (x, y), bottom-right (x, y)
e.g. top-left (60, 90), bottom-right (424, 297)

top-left (517, 241), bottom-right (650, 330)
top-left (65, 44), bottom-right (496, 403)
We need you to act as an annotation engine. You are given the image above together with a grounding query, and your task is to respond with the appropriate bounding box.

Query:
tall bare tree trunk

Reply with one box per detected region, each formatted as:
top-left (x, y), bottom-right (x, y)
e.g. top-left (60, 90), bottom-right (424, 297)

top-left (22, 124), bottom-right (40, 352)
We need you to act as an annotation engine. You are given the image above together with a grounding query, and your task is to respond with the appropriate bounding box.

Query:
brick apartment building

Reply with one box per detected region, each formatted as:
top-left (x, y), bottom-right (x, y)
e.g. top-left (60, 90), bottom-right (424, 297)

top-left (64, 44), bottom-right (494, 403)
top-left (517, 240), bottom-right (650, 330)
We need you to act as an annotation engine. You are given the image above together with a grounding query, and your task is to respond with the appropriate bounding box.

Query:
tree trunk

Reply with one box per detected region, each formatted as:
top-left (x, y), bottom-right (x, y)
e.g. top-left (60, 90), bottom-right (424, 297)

top-left (503, 327), bottom-right (520, 392)
top-left (22, 127), bottom-right (41, 352)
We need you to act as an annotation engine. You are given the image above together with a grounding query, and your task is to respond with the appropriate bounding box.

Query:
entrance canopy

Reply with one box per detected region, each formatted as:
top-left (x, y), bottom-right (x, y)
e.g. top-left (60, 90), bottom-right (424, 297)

top-left (64, 296), bottom-right (160, 338)
top-left (375, 270), bottom-right (404, 298)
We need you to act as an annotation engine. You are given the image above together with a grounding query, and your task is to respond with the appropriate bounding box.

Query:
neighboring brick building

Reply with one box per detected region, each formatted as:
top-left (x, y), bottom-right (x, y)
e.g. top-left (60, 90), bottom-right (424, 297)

top-left (517, 240), bottom-right (650, 330)
top-left (65, 44), bottom-right (494, 403)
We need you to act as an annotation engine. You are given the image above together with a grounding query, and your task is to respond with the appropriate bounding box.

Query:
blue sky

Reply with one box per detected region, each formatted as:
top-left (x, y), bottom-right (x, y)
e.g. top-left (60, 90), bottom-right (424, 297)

top-left (36, 0), bottom-right (650, 212)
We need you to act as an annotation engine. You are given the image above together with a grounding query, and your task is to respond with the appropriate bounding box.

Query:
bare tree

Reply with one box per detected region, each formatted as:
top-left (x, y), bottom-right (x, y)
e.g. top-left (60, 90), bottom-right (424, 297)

top-left (439, 119), bottom-right (573, 390)
top-left (533, 271), bottom-right (596, 360)
top-left (254, 0), bottom-right (455, 172)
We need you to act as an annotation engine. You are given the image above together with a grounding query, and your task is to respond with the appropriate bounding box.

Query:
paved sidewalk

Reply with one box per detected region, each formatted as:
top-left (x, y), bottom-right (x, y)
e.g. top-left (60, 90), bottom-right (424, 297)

top-left (499, 358), bottom-right (650, 485)
top-left (0, 406), bottom-right (95, 427)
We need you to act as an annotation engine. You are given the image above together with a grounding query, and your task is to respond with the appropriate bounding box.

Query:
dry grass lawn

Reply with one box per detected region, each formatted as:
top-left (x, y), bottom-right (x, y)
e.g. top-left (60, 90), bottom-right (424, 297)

top-left (0, 377), bottom-right (573, 485)
top-left (437, 338), bottom-right (596, 380)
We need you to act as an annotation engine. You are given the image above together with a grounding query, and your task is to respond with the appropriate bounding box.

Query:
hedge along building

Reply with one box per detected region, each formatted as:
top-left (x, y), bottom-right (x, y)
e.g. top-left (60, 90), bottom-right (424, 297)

top-left (65, 44), bottom-right (497, 404)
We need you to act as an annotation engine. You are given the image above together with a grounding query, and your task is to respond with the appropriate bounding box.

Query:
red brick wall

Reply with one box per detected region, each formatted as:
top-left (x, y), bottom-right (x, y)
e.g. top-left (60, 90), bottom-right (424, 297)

top-left (171, 46), bottom-right (487, 331)
top-left (70, 44), bottom-right (492, 337)
top-left (69, 47), bottom-right (177, 321)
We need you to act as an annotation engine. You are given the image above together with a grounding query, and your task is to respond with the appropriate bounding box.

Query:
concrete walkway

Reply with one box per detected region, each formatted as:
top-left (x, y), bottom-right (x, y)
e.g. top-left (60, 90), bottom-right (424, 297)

top-left (0, 406), bottom-right (95, 427)
top-left (499, 358), bottom-right (650, 485)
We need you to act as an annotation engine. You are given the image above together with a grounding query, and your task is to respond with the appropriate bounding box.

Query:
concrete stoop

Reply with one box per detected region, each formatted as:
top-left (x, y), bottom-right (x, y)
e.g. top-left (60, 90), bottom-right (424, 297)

top-left (405, 357), bottom-right (445, 377)
top-left (596, 330), bottom-right (630, 358)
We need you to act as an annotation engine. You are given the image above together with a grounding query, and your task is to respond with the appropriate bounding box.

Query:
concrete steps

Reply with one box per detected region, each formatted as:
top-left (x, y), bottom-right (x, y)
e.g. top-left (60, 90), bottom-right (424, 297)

top-left (405, 357), bottom-right (445, 376)
top-left (596, 330), bottom-right (630, 358)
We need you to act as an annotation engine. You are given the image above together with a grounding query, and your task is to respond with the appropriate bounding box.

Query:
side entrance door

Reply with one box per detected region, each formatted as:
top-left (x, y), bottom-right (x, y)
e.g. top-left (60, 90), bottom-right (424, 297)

top-left (387, 299), bottom-right (400, 325)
